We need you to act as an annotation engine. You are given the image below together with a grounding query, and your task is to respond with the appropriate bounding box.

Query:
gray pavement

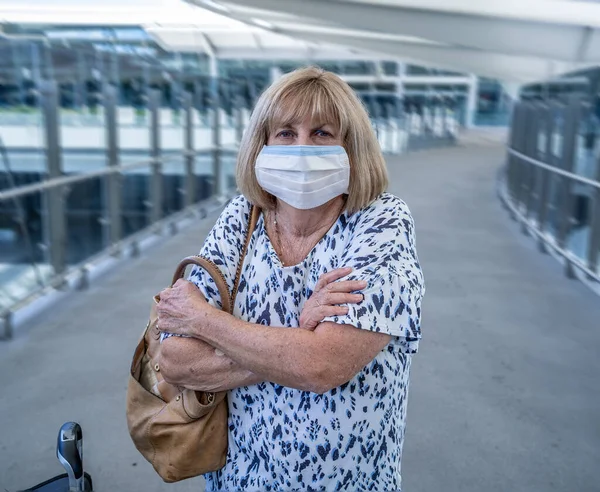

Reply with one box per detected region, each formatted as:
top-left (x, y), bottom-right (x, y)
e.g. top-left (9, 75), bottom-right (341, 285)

top-left (1, 136), bottom-right (600, 491)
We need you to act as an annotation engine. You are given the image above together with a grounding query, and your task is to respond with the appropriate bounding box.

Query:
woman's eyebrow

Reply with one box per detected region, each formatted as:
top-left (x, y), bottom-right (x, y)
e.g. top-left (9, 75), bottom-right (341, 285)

top-left (272, 123), bottom-right (296, 131)
top-left (312, 123), bottom-right (337, 131)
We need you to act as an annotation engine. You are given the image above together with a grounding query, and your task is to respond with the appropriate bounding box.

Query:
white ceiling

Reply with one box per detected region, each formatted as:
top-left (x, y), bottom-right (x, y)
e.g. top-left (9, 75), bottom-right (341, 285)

top-left (2, 0), bottom-right (600, 82)
top-left (183, 0), bottom-right (600, 82)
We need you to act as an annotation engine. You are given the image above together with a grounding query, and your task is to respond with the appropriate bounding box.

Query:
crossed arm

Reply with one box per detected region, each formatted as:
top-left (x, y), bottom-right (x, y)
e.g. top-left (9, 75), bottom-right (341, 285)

top-left (157, 269), bottom-right (392, 395)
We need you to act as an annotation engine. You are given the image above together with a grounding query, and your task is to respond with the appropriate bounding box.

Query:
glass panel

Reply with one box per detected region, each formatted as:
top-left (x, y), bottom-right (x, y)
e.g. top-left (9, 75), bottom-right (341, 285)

top-left (545, 111), bottom-right (565, 236)
top-left (545, 174), bottom-right (562, 237)
top-left (194, 151), bottom-right (214, 203)
top-left (121, 164), bottom-right (151, 239)
top-left (0, 40), bottom-right (53, 309)
top-left (566, 183), bottom-right (593, 263)
top-left (64, 176), bottom-right (107, 265)
top-left (0, 189), bottom-right (53, 311)
top-left (162, 154), bottom-right (186, 215)
top-left (222, 153), bottom-right (237, 194)
top-left (382, 61), bottom-right (399, 76)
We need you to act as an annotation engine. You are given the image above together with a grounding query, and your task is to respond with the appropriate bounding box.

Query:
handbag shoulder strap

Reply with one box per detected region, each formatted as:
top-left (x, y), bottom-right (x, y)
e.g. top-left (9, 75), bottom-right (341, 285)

top-left (231, 204), bottom-right (260, 305)
top-left (170, 204), bottom-right (260, 315)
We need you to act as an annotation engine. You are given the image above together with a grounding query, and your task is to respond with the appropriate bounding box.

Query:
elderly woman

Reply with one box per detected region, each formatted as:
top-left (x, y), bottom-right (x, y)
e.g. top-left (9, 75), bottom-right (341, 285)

top-left (157, 67), bottom-right (425, 491)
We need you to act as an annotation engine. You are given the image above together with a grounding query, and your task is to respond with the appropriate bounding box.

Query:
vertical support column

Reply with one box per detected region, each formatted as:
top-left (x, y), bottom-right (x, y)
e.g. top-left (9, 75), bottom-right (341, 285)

top-left (149, 89), bottom-right (163, 227)
top-left (76, 50), bottom-right (87, 111)
top-left (183, 91), bottom-right (195, 208)
top-left (465, 74), bottom-right (479, 129)
top-left (10, 42), bottom-right (25, 107)
top-left (209, 57), bottom-right (221, 198)
top-left (195, 78), bottom-right (206, 126)
top-left (31, 43), bottom-right (42, 108)
top-left (441, 98), bottom-right (449, 139)
top-left (41, 81), bottom-right (66, 278)
top-left (395, 63), bottom-right (405, 153)
top-left (111, 49), bottom-right (120, 102)
top-left (235, 81), bottom-right (245, 145)
top-left (104, 84), bottom-right (122, 253)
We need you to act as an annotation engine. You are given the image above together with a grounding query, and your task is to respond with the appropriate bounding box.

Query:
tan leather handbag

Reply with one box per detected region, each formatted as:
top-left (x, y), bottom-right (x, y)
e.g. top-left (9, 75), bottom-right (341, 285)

top-left (126, 205), bottom-right (259, 483)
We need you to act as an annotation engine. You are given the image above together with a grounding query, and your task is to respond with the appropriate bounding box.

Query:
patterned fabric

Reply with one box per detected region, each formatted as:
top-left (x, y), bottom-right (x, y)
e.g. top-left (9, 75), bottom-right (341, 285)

top-left (187, 193), bottom-right (424, 491)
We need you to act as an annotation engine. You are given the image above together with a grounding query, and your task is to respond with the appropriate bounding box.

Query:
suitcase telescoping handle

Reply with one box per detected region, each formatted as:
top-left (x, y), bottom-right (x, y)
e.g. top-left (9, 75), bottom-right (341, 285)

top-left (56, 422), bottom-right (84, 491)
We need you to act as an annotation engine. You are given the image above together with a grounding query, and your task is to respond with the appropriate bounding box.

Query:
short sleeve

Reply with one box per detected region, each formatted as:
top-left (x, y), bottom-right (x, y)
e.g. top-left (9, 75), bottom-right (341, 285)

top-left (161, 196), bottom-right (251, 343)
top-left (321, 195), bottom-right (424, 353)
top-left (187, 195), bottom-right (251, 310)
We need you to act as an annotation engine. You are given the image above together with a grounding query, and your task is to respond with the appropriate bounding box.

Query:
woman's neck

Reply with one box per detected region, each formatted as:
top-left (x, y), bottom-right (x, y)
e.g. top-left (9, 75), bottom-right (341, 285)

top-left (274, 196), bottom-right (345, 238)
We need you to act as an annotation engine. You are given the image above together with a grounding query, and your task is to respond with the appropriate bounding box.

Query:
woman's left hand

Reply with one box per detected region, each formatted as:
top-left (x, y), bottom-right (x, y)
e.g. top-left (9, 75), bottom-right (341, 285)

top-left (156, 279), bottom-right (213, 337)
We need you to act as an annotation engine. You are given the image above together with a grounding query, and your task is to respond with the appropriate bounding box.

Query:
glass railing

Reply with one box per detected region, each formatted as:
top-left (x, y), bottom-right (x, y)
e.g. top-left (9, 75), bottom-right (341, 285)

top-left (500, 97), bottom-right (600, 289)
top-left (0, 80), bottom-right (241, 337)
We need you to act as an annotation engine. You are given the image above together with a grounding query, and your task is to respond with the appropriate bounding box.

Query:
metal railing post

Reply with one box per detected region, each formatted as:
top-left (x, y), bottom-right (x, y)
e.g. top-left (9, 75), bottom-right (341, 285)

top-left (505, 102), bottom-right (519, 207)
top-left (235, 95), bottom-right (245, 145)
top-left (515, 103), bottom-right (529, 210)
top-left (104, 84), bottom-right (122, 253)
top-left (509, 103), bottom-right (524, 206)
top-left (210, 75), bottom-right (222, 198)
top-left (537, 104), bottom-right (554, 252)
top-left (149, 89), bottom-right (162, 227)
top-left (587, 151), bottom-right (600, 275)
top-left (556, 97), bottom-right (582, 251)
top-left (183, 91), bottom-right (195, 208)
top-left (41, 80), bottom-right (66, 279)
top-left (523, 103), bottom-right (541, 222)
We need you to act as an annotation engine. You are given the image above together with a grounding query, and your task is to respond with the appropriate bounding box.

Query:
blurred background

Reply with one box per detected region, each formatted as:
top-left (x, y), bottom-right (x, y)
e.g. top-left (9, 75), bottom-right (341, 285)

top-left (0, 1), bottom-right (599, 491)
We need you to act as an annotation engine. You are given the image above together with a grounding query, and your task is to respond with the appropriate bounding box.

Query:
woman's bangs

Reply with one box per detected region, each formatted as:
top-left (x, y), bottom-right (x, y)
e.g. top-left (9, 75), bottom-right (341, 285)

top-left (268, 82), bottom-right (345, 134)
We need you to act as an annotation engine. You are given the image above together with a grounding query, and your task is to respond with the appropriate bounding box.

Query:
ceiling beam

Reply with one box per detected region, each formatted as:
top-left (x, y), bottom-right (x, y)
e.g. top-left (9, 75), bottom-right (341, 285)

top-left (208, 0), bottom-right (600, 62)
top-left (276, 30), bottom-right (576, 82)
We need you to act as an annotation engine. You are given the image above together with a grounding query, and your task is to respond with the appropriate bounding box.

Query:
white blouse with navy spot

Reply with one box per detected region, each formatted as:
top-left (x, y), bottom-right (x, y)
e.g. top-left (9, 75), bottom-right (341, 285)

top-left (187, 193), bottom-right (425, 492)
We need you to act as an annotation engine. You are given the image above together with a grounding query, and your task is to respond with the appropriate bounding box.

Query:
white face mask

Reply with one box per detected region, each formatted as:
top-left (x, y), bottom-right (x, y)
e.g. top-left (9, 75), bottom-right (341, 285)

top-left (255, 145), bottom-right (350, 210)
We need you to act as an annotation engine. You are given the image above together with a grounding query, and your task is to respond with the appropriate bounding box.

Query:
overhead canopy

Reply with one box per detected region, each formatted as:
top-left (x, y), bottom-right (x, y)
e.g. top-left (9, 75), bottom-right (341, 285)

top-left (0, 0), bottom-right (381, 64)
top-left (183, 0), bottom-right (600, 83)
top-left (3, 0), bottom-right (600, 83)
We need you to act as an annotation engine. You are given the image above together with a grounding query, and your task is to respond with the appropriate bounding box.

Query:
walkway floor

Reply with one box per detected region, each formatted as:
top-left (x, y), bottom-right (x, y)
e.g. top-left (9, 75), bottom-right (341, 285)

top-left (1, 135), bottom-right (599, 492)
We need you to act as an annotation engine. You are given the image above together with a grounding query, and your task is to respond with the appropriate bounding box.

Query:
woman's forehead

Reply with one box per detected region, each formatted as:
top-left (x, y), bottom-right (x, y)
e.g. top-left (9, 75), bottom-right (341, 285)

top-left (268, 88), bottom-right (343, 131)
top-left (270, 116), bottom-right (339, 129)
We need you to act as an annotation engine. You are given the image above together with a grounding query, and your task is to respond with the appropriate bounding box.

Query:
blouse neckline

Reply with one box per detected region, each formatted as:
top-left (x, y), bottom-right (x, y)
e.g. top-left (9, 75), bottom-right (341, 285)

top-left (258, 210), bottom-right (345, 269)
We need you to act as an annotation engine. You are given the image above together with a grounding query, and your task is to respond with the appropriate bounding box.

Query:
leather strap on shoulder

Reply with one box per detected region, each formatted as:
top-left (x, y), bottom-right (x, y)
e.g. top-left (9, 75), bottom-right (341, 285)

top-left (170, 256), bottom-right (232, 314)
top-left (231, 205), bottom-right (260, 304)
top-left (169, 204), bottom-right (261, 315)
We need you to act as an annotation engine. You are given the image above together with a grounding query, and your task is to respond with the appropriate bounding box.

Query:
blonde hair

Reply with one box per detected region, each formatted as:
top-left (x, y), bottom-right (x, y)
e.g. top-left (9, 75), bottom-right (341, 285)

top-left (236, 66), bottom-right (388, 213)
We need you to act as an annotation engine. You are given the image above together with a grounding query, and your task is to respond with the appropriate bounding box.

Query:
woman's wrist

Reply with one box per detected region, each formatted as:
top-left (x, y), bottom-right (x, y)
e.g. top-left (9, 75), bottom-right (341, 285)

top-left (192, 300), bottom-right (224, 339)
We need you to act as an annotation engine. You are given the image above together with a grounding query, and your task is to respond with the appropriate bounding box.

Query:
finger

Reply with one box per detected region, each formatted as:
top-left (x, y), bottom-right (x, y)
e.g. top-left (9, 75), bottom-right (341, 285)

top-left (320, 305), bottom-right (350, 318)
top-left (315, 267), bottom-right (353, 291)
top-left (325, 280), bottom-right (368, 293)
top-left (321, 292), bottom-right (364, 305)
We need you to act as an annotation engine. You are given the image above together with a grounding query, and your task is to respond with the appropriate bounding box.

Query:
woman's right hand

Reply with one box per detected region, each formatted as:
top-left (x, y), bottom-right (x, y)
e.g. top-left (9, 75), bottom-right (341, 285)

top-left (299, 267), bottom-right (367, 331)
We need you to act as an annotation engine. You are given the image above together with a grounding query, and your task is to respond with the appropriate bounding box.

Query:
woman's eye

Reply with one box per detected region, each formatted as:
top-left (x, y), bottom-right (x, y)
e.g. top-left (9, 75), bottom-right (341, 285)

top-left (315, 130), bottom-right (332, 137)
top-left (276, 131), bottom-right (293, 138)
